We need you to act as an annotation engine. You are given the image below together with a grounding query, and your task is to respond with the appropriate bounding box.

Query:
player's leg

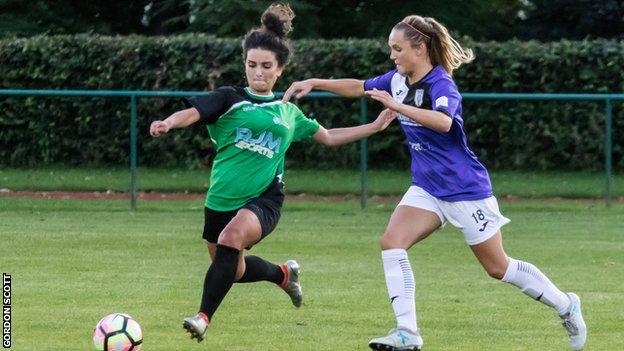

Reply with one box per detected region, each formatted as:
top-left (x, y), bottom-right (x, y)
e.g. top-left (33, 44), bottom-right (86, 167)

top-left (204, 177), bottom-right (292, 287)
top-left (470, 230), bottom-right (571, 310)
top-left (470, 232), bottom-right (586, 350)
top-left (457, 195), bottom-right (586, 350)
top-left (184, 209), bottom-right (262, 342)
top-left (235, 180), bottom-right (303, 307)
top-left (369, 187), bottom-right (443, 351)
top-left (206, 228), bottom-right (285, 287)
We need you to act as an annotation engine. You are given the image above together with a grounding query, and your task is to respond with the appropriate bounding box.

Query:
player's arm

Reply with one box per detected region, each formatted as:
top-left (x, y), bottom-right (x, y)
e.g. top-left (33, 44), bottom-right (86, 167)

top-left (365, 89), bottom-right (452, 133)
top-left (313, 109), bottom-right (396, 146)
top-left (151, 88), bottom-right (229, 137)
top-left (283, 78), bottom-right (365, 102)
top-left (150, 108), bottom-right (200, 137)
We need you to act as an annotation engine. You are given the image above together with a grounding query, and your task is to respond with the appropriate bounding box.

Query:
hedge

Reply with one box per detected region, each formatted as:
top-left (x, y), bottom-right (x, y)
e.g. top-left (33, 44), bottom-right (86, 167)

top-left (0, 34), bottom-right (622, 170)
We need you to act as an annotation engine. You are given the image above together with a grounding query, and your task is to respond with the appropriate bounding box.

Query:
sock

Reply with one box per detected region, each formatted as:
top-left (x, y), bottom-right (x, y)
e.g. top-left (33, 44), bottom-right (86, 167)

top-left (502, 257), bottom-right (571, 315)
top-left (236, 255), bottom-right (284, 284)
top-left (199, 244), bottom-right (240, 320)
top-left (382, 249), bottom-right (418, 334)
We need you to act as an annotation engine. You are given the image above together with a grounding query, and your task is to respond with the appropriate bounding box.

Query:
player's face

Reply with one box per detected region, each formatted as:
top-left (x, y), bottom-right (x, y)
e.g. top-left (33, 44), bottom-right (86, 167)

top-left (388, 29), bottom-right (425, 76)
top-left (245, 49), bottom-right (284, 94)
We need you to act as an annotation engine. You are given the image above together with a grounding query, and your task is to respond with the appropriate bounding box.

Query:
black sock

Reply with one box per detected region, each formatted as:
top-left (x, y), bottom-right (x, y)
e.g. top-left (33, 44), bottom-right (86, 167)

top-left (199, 244), bottom-right (240, 320)
top-left (237, 255), bottom-right (285, 284)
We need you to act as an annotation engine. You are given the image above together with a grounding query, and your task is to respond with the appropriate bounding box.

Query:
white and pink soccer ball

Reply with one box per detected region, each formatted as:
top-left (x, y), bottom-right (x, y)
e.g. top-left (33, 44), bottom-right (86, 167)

top-left (93, 313), bottom-right (143, 351)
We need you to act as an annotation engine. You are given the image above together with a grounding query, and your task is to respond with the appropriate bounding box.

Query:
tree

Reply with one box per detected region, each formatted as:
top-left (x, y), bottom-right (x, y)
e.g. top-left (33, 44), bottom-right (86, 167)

top-left (518, 0), bottom-right (624, 40)
top-left (1, 0), bottom-right (622, 40)
top-left (0, 0), bottom-right (152, 37)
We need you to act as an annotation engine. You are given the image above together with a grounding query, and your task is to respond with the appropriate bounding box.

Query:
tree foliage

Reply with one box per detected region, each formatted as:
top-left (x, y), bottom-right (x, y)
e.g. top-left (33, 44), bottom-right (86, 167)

top-left (1, 0), bottom-right (622, 40)
top-left (518, 0), bottom-right (624, 40)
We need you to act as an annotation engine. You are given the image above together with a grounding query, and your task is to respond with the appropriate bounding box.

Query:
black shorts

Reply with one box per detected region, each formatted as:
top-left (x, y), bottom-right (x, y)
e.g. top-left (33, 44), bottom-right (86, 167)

top-left (203, 177), bottom-right (285, 245)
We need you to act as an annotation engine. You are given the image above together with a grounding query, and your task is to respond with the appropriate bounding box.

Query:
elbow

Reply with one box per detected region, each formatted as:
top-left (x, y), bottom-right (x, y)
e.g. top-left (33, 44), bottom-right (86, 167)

top-left (315, 130), bottom-right (338, 146)
top-left (322, 138), bottom-right (338, 147)
top-left (438, 123), bottom-right (452, 133)
top-left (437, 117), bottom-right (453, 133)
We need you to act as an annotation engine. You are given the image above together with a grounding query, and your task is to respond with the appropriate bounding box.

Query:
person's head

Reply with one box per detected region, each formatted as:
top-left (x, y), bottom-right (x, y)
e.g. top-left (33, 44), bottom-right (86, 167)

top-left (389, 15), bottom-right (474, 76)
top-left (242, 3), bottom-right (294, 94)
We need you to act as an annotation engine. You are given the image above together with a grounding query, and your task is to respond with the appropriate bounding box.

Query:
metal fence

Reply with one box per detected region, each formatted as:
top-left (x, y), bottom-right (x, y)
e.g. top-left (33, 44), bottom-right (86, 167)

top-left (1, 89), bottom-right (622, 208)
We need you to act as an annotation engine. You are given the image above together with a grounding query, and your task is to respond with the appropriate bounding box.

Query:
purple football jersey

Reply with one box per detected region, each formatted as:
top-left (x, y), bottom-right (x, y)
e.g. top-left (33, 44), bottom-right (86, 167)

top-left (364, 66), bottom-right (492, 201)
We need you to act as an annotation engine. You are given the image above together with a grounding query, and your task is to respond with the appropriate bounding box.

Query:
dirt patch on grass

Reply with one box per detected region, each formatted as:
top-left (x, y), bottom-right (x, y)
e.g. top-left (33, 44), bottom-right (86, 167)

top-left (0, 189), bottom-right (621, 204)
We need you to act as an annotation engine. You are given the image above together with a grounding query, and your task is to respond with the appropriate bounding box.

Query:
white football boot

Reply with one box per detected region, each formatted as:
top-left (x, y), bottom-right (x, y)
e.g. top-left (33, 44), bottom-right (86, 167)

top-left (280, 260), bottom-right (303, 307)
top-left (560, 293), bottom-right (587, 350)
top-left (182, 314), bottom-right (208, 342)
top-left (368, 328), bottom-right (423, 351)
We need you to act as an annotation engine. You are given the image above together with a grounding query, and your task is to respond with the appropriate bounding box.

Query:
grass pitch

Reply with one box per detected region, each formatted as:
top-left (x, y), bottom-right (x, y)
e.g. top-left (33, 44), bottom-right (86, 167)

top-left (0, 197), bottom-right (622, 350)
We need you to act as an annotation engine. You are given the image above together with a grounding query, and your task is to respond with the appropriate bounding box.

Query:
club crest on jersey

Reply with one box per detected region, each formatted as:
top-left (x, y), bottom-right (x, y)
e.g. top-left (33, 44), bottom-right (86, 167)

top-left (415, 89), bottom-right (424, 107)
top-left (273, 116), bottom-right (290, 129)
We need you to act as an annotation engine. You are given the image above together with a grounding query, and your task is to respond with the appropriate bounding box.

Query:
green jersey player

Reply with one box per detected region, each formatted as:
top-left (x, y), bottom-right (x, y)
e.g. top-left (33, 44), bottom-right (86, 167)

top-left (149, 3), bottom-right (396, 344)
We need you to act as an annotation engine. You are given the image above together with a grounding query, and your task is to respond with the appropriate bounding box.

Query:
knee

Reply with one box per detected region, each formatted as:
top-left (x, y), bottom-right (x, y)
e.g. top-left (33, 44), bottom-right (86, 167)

top-left (380, 231), bottom-right (402, 250)
top-left (218, 227), bottom-right (246, 250)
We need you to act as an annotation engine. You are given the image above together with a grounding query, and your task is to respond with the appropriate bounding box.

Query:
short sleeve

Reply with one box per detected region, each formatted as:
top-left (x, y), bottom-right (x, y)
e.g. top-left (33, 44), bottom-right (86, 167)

top-left (363, 69), bottom-right (397, 95)
top-left (182, 87), bottom-right (234, 124)
top-left (429, 79), bottom-right (461, 118)
top-left (291, 105), bottom-right (320, 142)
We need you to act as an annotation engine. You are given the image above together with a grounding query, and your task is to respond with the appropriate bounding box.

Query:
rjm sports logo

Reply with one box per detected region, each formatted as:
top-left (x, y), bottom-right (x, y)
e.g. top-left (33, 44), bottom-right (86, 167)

top-left (234, 127), bottom-right (282, 158)
top-left (2, 273), bottom-right (10, 349)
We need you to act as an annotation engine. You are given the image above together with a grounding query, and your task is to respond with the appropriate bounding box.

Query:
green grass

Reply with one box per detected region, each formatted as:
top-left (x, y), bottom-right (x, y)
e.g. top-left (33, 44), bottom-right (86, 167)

top-left (1, 197), bottom-right (622, 350)
top-left (0, 167), bottom-right (622, 198)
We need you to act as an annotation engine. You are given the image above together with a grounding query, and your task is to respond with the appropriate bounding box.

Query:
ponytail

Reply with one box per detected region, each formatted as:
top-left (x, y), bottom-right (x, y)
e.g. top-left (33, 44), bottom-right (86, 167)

top-left (395, 15), bottom-right (474, 75)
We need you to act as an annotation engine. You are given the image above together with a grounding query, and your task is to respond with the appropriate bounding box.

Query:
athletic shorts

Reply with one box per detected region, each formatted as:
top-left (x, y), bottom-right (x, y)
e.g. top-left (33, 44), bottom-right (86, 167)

top-left (397, 185), bottom-right (510, 245)
top-left (203, 177), bottom-right (285, 246)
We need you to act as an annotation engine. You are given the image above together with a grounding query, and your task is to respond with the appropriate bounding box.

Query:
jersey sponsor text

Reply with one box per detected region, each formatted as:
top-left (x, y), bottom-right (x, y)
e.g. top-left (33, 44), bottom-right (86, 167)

top-left (235, 127), bottom-right (282, 158)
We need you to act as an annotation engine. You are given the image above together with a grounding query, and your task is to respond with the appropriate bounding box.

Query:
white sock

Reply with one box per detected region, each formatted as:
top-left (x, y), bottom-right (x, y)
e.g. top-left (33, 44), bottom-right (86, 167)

top-left (502, 257), bottom-right (571, 315)
top-left (382, 249), bottom-right (418, 334)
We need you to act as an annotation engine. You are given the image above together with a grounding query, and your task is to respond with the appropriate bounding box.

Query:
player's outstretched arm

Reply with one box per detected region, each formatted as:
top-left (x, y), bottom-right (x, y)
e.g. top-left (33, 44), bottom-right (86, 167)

top-left (282, 78), bottom-right (366, 102)
top-left (150, 108), bottom-right (200, 137)
top-left (365, 89), bottom-right (452, 133)
top-left (313, 108), bottom-right (396, 147)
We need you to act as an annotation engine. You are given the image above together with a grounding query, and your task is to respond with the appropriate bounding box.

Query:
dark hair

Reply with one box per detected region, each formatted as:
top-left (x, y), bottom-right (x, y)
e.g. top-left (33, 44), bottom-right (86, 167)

top-left (394, 15), bottom-right (474, 74)
top-left (242, 3), bottom-right (295, 67)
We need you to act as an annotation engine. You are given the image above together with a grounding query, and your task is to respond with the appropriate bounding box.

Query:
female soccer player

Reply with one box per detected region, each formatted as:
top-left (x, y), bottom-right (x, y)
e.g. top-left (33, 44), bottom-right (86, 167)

top-left (149, 4), bottom-right (396, 343)
top-left (283, 15), bottom-right (586, 351)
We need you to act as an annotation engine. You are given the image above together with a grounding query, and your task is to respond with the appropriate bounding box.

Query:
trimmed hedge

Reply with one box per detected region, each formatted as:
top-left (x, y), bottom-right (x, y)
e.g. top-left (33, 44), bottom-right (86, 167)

top-left (0, 34), bottom-right (622, 170)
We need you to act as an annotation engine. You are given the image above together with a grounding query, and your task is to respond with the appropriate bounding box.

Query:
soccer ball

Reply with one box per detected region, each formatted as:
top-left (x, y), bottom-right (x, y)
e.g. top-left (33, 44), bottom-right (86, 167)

top-left (93, 313), bottom-right (143, 351)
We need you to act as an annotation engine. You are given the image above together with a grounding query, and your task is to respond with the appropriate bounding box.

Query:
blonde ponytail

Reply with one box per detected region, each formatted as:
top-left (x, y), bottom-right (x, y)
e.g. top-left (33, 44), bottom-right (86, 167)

top-left (396, 15), bottom-right (474, 75)
top-left (426, 17), bottom-right (474, 74)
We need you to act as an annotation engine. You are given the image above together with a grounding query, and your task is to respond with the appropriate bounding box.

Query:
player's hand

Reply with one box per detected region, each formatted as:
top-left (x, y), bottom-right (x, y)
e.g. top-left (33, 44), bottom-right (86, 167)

top-left (282, 79), bottom-right (314, 102)
top-left (372, 108), bottom-right (397, 131)
top-left (150, 120), bottom-right (170, 137)
top-left (364, 88), bottom-right (401, 111)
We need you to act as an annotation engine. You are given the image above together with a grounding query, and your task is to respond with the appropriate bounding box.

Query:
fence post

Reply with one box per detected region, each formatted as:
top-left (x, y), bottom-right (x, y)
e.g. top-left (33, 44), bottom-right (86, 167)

top-left (130, 95), bottom-right (138, 211)
top-left (605, 99), bottom-right (613, 207)
top-left (359, 97), bottom-right (367, 209)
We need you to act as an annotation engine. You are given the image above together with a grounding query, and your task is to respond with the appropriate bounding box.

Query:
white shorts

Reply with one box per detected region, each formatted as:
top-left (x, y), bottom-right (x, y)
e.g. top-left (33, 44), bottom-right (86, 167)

top-left (397, 185), bottom-right (510, 245)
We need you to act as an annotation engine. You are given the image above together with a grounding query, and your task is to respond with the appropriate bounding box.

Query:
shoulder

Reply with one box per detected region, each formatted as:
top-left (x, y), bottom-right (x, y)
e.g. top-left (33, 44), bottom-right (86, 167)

top-left (427, 66), bottom-right (458, 91)
top-left (281, 101), bottom-right (305, 115)
top-left (364, 69), bottom-right (401, 91)
top-left (214, 86), bottom-right (243, 98)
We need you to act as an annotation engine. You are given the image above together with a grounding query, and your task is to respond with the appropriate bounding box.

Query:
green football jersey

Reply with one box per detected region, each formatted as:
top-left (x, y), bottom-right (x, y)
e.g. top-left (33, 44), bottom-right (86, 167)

top-left (184, 86), bottom-right (320, 211)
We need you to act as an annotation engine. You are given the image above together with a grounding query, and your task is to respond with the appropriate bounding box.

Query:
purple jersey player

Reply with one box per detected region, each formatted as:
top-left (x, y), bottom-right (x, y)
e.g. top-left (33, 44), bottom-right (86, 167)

top-left (284, 14), bottom-right (586, 351)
